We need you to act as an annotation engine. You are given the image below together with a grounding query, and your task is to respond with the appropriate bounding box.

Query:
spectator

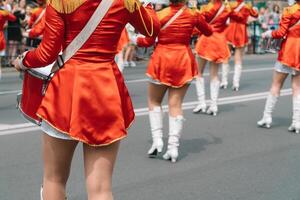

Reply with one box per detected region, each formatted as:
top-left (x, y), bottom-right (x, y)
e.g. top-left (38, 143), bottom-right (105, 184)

top-left (7, 0), bottom-right (26, 64)
top-left (124, 24), bottom-right (137, 67)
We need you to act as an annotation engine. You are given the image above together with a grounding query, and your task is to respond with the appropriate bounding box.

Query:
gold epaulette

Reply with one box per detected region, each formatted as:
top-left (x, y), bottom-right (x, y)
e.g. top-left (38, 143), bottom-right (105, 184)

top-left (200, 3), bottom-right (213, 13)
top-left (229, 1), bottom-right (238, 8)
top-left (124, 0), bottom-right (141, 13)
top-left (157, 7), bottom-right (171, 20)
top-left (245, 2), bottom-right (253, 9)
top-left (188, 8), bottom-right (198, 16)
top-left (47, 0), bottom-right (86, 14)
top-left (283, 3), bottom-right (300, 16)
top-left (0, 10), bottom-right (8, 16)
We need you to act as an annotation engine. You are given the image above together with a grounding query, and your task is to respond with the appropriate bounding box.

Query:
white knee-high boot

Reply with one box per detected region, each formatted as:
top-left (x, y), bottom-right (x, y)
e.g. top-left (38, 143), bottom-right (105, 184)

top-left (206, 79), bottom-right (220, 116)
top-left (288, 95), bottom-right (300, 134)
top-left (40, 187), bottom-right (43, 200)
top-left (148, 106), bottom-right (164, 157)
top-left (232, 64), bottom-right (242, 91)
top-left (220, 63), bottom-right (230, 89)
top-left (193, 77), bottom-right (207, 113)
top-left (257, 94), bottom-right (278, 128)
top-left (163, 115), bottom-right (184, 163)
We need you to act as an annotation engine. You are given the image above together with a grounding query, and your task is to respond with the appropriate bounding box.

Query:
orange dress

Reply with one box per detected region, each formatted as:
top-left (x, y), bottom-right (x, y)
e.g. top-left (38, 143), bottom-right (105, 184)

top-left (272, 3), bottom-right (300, 71)
top-left (28, 6), bottom-right (45, 28)
top-left (22, 0), bottom-right (160, 146)
top-left (29, 15), bottom-right (45, 38)
top-left (195, 0), bottom-right (244, 63)
top-left (116, 28), bottom-right (129, 53)
top-left (225, 0), bottom-right (258, 48)
top-left (0, 10), bottom-right (16, 51)
top-left (137, 3), bottom-right (212, 87)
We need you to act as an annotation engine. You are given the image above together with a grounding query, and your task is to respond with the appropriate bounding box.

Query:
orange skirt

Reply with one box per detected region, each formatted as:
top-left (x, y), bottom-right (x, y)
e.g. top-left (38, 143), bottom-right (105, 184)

top-left (278, 35), bottom-right (300, 71)
top-left (195, 32), bottom-right (231, 63)
top-left (225, 22), bottom-right (249, 48)
top-left (37, 59), bottom-right (135, 146)
top-left (0, 32), bottom-right (6, 51)
top-left (146, 44), bottom-right (198, 88)
top-left (116, 29), bottom-right (129, 53)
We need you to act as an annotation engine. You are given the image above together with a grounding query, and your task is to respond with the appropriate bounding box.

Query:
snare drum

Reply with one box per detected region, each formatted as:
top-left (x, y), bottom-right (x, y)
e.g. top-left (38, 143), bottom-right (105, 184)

top-left (17, 65), bottom-right (53, 125)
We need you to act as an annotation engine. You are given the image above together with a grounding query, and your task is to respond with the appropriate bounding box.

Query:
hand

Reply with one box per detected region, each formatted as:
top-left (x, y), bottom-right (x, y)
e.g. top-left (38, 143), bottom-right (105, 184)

top-left (13, 56), bottom-right (22, 72)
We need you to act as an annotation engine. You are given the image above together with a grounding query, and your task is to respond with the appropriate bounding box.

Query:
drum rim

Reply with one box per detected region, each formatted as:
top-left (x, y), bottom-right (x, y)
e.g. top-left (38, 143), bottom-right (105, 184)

top-left (17, 93), bottom-right (41, 126)
top-left (27, 69), bottom-right (51, 80)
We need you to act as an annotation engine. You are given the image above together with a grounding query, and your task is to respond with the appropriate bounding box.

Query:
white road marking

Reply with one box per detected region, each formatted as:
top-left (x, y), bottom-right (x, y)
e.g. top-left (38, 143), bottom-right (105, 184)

top-left (0, 88), bottom-right (292, 136)
top-left (125, 67), bottom-right (273, 84)
top-left (0, 90), bottom-right (21, 95)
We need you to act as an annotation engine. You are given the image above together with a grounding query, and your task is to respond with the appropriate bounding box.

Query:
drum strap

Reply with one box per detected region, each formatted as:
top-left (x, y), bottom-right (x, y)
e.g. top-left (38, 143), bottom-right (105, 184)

top-left (234, 2), bottom-right (245, 13)
top-left (51, 0), bottom-right (115, 72)
top-left (210, 4), bottom-right (225, 24)
top-left (32, 9), bottom-right (46, 27)
top-left (161, 6), bottom-right (186, 31)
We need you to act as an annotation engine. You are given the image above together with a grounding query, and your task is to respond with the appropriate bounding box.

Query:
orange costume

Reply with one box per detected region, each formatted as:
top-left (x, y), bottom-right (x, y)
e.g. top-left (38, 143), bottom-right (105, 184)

top-left (271, 3), bottom-right (300, 71)
top-left (0, 10), bottom-right (16, 51)
top-left (28, 2), bottom-right (46, 39)
top-left (225, 0), bottom-right (258, 48)
top-left (21, 0), bottom-right (160, 146)
top-left (137, 3), bottom-right (213, 87)
top-left (195, 0), bottom-right (243, 63)
top-left (116, 28), bottom-right (129, 53)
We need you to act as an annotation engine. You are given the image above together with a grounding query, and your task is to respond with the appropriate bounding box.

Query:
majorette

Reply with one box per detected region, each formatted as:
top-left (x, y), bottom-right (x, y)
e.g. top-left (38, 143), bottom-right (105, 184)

top-left (13, 0), bottom-right (160, 198)
top-left (221, 0), bottom-right (258, 91)
top-left (193, 0), bottom-right (244, 115)
top-left (134, 0), bottom-right (212, 162)
top-left (258, 1), bottom-right (300, 133)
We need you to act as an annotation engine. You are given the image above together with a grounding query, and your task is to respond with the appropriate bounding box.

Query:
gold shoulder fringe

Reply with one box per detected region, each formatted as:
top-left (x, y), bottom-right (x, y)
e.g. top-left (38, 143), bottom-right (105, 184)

top-left (157, 7), bottom-right (171, 20)
top-left (0, 10), bottom-right (8, 16)
top-left (200, 3), bottom-right (213, 13)
top-left (229, 1), bottom-right (238, 9)
top-left (245, 2), bottom-right (253, 9)
top-left (124, 0), bottom-right (141, 13)
top-left (47, 0), bottom-right (86, 14)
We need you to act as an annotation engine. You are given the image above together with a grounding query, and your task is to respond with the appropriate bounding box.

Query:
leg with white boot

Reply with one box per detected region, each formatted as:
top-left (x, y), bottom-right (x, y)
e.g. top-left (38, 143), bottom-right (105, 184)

top-left (289, 74), bottom-right (300, 133)
top-left (206, 62), bottom-right (220, 116)
top-left (232, 48), bottom-right (244, 91)
top-left (257, 70), bottom-right (288, 128)
top-left (148, 106), bottom-right (164, 157)
top-left (193, 57), bottom-right (207, 113)
top-left (220, 62), bottom-right (230, 89)
top-left (193, 77), bottom-right (207, 113)
top-left (163, 85), bottom-right (189, 163)
top-left (147, 83), bottom-right (168, 157)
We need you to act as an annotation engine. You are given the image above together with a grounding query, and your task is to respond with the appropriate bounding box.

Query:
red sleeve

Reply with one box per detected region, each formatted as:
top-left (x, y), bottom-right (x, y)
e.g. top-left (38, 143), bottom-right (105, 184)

top-left (137, 35), bottom-right (156, 47)
top-left (249, 7), bottom-right (258, 18)
top-left (272, 14), bottom-right (291, 39)
top-left (129, 4), bottom-right (160, 38)
top-left (201, 5), bottom-right (219, 22)
top-left (23, 5), bottom-right (64, 68)
top-left (195, 13), bottom-right (213, 36)
top-left (28, 12), bottom-right (36, 28)
top-left (29, 16), bottom-right (45, 38)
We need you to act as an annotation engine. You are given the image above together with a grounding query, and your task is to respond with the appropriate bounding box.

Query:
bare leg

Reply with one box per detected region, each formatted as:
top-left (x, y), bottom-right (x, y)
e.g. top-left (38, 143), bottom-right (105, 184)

top-left (232, 47), bottom-right (244, 91)
top-left (257, 70), bottom-right (288, 128)
top-left (84, 141), bottom-right (120, 200)
top-left (207, 62), bottom-right (220, 116)
top-left (147, 83), bottom-right (168, 156)
top-left (193, 57), bottom-right (208, 113)
top-left (163, 85), bottom-right (189, 162)
top-left (290, 73), bottom-right (300, 133)
top-left (42, 134), bottom-right (78, 200)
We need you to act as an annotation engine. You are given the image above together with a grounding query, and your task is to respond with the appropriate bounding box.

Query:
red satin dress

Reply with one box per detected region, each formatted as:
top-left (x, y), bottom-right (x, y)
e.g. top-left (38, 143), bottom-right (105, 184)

top-left (195, 1), bottom-right (243, 63)
top-left (116, 28), bottom-right (129, 53)
top-left (0, 10), bottom-right (16, 51)
top-left (22, 0), bottom-right (160, 146)
top-left (137, 3), bottom-right (212, 87)
top-left (225, 1), bottom-right (258, 48)
top-left (272, 3), bottom-right (300, 71)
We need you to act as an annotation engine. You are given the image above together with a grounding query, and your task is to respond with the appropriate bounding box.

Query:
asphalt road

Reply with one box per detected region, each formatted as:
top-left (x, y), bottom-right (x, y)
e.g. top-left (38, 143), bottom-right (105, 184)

top-left (1, 54), bottom-right (300, 200)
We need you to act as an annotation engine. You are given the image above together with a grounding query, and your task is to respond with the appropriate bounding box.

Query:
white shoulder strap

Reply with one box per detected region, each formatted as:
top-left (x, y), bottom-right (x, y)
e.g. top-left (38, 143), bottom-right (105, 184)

top-left (234, 2), bottom-right (245, 13)
top-left (210, 3), bottom-right (225, 24)
top-left (61, 0), bottom-right (114, 63)
top-left (32, 9), bottom-right (46, 27)
top-left (161, 6), bottom-right (186, 31)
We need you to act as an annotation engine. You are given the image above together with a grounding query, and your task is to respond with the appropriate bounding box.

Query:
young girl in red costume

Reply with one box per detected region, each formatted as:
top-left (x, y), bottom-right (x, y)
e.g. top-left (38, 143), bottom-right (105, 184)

top-left (134, 0), bottom-right (213, 162)
top-left (193, 0), bottom-right (243, 115)
top-left (221, 0), bottom-right (258, 91)
top-left (13, 0), bottom-right (160, 199)
top-left (258, 0), bottom-right (300, 133)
